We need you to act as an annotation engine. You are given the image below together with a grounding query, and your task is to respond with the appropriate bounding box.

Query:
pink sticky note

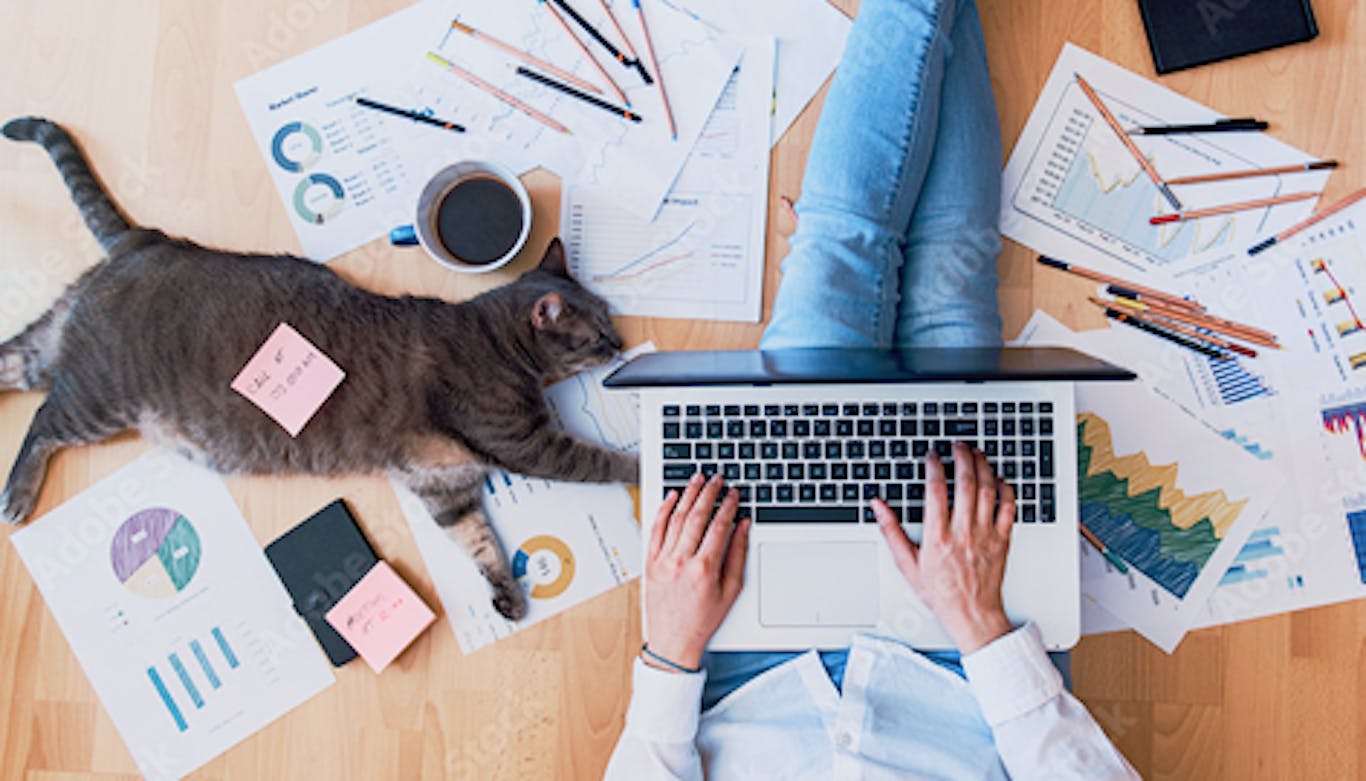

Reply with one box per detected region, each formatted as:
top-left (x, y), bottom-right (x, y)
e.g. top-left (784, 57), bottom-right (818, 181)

top-left (325, 561), bottom-right (436, 673)
top-left (231, 323), bottom-right (345, 437)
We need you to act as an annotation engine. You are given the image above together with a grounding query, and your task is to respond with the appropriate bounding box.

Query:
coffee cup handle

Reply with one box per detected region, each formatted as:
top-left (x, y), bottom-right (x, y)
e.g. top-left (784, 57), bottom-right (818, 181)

top-left (389, 225), bottom-right (419, 246)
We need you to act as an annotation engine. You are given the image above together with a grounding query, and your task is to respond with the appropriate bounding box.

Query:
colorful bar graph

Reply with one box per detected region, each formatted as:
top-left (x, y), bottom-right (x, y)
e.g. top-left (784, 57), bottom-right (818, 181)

top-left (1208, 356), bottom-right (1273, 404)
top-left (212, 626), bottom-right (240, 669)
top-left (1322, 402), bottom-right (1366, 461)
top-left (168, 652), bottom-right (203, 709)
top-left (1348, 510), bottom-right (1366, 584)
top-left (190, 639), bottom-right (221, 689)
top-left (148, 666), bottom-right (188, 732)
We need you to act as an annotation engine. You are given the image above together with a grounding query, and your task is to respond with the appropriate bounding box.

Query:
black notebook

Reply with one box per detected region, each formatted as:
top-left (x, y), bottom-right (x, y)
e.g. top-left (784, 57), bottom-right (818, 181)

top-left (264, 499), bottom-right (379, 666)
top-left (1138, 0), bottom-right (1318, 74)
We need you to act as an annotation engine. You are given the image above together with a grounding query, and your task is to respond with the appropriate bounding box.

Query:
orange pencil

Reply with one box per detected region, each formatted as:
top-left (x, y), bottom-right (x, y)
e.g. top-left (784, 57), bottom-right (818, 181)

top-left (1103, 297), bottom-right (1258, 357)
top-left (425, 52), bottom-right (571, 135)
top-left (1037, 255), bottom-right (1205, 313)
top-left (537, 0), bottom-right (630, 107)
top-left (1166, 160), bottom-right (1338, 186)
top-left (1107, 291), bottom-right (1280, 348)
top-left (633, 0), bottom-right (675, 140)
top-left (449, 19), bottom-right (603, 96)
top-left (1150, 191), bottom-right (1319, 225)
top-left (1075, 73), bottom-right (1181, 211)
top-left (1249, 187), bottom-right (1366, 255)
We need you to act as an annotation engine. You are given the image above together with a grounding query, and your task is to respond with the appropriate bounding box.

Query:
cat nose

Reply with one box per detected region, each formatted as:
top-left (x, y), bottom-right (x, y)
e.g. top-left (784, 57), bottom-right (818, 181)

top-left (607, 333), bottom-right (623, 350)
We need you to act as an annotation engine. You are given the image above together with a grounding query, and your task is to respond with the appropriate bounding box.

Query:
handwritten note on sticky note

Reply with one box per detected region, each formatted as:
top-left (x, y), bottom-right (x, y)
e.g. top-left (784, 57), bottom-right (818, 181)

top-left (231, 323), bottom-right (345, 437)
top-left (325, 561), bottom-right (436, 673)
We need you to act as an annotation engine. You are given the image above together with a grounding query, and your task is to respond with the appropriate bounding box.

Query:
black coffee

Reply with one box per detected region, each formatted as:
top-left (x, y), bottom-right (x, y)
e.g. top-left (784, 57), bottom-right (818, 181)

top-left (434, 176), bottom-right (524, 265)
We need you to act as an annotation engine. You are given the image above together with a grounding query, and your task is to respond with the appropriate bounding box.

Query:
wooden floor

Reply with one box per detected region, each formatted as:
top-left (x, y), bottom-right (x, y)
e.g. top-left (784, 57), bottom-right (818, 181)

top-left (1, 1), bottom-right (1363, 778)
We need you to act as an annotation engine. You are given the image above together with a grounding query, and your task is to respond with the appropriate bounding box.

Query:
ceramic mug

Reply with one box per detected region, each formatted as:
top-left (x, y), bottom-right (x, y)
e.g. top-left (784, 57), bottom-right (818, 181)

top-left (391, 161), bottom-right (532, 274)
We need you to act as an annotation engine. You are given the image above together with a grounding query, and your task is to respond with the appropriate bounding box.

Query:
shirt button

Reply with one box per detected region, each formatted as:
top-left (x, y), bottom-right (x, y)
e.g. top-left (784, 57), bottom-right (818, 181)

top-left (835, 731), bottom-right (853, 749)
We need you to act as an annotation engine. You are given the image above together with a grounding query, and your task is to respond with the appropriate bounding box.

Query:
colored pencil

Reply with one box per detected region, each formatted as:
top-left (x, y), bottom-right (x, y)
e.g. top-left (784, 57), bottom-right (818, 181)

top-left (1037, 256), bottom-right (1205, 312)
top-left (354, 97), bottom-right (465, 132)
top-left (1101, 297), bottom-right (1258, 358)
top-left (1248, 187), bottom-right (1366, 255)
top-left (425, 52), bottom-right (572, 135)
top-left (593, 0), bottom-right (653, 84)
top-left (1090, 298), bottom-right (1231, 360)
top-left (448, 18), bottom-right (603, 96)
top-left (1166, 160), bottom-right (1338, 186)
top-left (1126, 118), bottom-right (1267, 135)
top-left (552, 0), bottom-right (641, 79)
top-left (1074, 73), bottom-right (1181, 211)
top-left (1079, 523), bottom-right (1130, 574)
top-left (514, 65), bottom-right (641, 122)
top-left (1105, 286), bottom-right (1281, 348)
top-left (1150, 191), bottom-right (1319, 225)
top-left (538, 0), bottom-right (630, 107)
top-left (633, 0), bottom-right (675, 140)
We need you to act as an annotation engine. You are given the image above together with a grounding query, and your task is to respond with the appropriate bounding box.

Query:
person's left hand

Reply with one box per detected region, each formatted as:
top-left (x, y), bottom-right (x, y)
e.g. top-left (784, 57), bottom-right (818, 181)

top-left (643, 473), bottom-right (751, 671)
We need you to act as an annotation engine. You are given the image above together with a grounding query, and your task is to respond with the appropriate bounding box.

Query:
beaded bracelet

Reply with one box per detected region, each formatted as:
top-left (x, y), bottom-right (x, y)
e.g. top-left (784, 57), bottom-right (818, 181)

top-left (640, 643), bottom-right (702, 674)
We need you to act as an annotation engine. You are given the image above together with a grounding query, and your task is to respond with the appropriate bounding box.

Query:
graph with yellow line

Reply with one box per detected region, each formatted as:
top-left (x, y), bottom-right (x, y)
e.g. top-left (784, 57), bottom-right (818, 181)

top-left (1078, 412), bottom-right (1247, 599)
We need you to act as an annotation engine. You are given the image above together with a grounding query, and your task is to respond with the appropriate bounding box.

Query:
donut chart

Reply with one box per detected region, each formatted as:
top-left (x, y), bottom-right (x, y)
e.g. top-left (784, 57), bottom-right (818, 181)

top-left (293, 173), bottom-right (345, 225)
top-left (270, 121), bottom-right (323, 173)
top-left (110, 508), bottom-right (202, 599)
top-left (512, 534), bottom-right (576, 600)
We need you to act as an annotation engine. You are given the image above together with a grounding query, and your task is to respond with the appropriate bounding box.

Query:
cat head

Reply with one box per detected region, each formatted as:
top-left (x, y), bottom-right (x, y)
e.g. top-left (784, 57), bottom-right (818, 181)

top-left (519, 238), bottom-right (624, 375)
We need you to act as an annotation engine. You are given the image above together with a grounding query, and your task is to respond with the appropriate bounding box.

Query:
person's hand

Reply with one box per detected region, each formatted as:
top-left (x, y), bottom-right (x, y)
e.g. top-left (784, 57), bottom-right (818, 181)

top-left (872, 441), bottom-right (1016, 654)
top-left (643, 473), bottom-right (751, 671)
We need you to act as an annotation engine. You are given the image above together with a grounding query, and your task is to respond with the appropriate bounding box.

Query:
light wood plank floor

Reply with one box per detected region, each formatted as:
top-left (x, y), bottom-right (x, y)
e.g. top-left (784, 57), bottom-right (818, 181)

top-left (1, 1), bottom-right (1363, 778)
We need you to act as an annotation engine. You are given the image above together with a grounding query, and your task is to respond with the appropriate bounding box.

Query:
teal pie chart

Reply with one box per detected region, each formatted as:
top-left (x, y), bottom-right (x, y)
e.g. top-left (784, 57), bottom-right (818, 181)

top-left (270, 121), bottom-right (323, 173)
top-left (293, 173), bottom-right (345, 225)
top-left (110, 508), bottom-right (202, 599)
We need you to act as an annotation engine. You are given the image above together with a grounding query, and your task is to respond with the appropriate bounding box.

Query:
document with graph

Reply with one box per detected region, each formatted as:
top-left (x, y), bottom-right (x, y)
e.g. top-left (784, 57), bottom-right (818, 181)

top-left (1000, 43), bottom-right (1331, 278)
top-left (10, 451), bottom-right (334, 780)
top-left (394, 345), bottom-right (651, 653)
top-left (562, 39), bottom-right (774, 321)
top-left (1073, 383), bottom-right (1276, 651)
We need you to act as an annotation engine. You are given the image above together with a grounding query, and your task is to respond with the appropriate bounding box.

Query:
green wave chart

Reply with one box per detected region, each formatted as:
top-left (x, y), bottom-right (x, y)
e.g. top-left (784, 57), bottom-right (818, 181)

top-left (110, 508), bottom-right (202, 599)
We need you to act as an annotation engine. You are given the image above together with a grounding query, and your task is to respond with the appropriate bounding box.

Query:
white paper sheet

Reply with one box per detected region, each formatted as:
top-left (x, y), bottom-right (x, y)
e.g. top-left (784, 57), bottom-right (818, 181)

top-left (395, 345), bottom-right (651, 654)
top-left (562, 40), bottom-right (774, 321)
top-left (1000, 43), bottom-right (1330, 278)
top-left (10, 452), bottom-right (334, 781)
top-left (664, 0), bottom-right (852, 142)
top-left (234, 0), bottom-right (739, 260)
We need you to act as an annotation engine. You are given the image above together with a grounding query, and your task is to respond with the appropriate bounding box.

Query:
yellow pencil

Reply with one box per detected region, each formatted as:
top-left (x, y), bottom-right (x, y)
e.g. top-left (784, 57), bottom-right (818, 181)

top-left (449, 19), bottom-right (603, 96)
top-left (425, 52), bottom-right (572, 135)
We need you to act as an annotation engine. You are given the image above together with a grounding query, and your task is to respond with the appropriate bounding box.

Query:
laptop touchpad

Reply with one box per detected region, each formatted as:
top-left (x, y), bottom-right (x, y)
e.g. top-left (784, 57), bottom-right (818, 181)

top-left (759, 542), bottom-right (879, 627)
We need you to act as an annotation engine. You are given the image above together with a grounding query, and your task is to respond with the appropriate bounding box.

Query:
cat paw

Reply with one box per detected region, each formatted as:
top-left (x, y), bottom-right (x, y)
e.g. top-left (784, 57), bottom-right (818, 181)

top-left (612, 452), bottom-right (640, 484)
top-left (0, 486), bottom-right (32, 526)
top-left (491, 581), bottom-right (528, 621)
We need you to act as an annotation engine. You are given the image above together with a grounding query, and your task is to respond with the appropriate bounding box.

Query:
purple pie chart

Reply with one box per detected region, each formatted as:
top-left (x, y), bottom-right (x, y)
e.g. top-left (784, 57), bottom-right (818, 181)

top-left (110, 508), bottom-right (202, 599)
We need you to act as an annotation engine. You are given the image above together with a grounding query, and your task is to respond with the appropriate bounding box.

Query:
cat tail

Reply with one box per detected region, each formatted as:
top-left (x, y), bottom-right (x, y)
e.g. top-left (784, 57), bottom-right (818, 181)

top-left (2, 117), bottom-right (133, 253)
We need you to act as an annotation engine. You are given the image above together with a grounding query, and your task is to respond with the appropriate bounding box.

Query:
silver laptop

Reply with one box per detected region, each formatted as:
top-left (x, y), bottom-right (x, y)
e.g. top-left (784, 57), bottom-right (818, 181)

top-left (606, 347), bottom-right (1134, 652)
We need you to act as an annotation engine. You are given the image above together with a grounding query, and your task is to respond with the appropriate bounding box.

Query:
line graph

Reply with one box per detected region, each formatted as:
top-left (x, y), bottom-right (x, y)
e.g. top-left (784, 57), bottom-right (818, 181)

top-left (593, 222), bottom-right (698, 282)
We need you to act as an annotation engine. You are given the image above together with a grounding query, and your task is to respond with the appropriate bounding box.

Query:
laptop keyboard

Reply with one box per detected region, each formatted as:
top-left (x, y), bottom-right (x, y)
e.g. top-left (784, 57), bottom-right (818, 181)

top-left (660, 400), bottom-right (1057, 524)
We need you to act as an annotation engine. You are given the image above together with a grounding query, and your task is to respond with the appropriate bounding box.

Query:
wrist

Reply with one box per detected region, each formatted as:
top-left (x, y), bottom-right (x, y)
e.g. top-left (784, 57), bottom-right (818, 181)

top-left (943, 609), bottom-right (1013, 655)
top-left (641, 642), bottom-right (703, 674)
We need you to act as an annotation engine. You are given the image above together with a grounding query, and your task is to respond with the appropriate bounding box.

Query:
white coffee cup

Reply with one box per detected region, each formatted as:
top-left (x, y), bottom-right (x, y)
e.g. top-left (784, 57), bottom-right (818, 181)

top-left (400, 161), bottom-right (532, 274)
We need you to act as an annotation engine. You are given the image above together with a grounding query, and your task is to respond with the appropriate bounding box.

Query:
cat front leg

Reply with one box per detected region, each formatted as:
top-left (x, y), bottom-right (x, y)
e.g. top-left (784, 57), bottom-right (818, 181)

top-left (3, 395), bottom-right (121, 524)
top-left (489, 431), bottom-right (638, 485)
top-left (402, 466), bottom-right (528, 621)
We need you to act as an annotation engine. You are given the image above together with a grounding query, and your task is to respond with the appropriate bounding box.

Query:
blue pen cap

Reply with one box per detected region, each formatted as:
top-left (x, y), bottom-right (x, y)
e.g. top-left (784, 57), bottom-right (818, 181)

top-left (389, 225), bottom-right (419, 246)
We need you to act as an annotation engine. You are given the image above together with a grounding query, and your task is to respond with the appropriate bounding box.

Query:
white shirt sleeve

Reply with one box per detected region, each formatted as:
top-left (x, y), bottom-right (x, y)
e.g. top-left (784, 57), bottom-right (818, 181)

top-left (602, 658), bottom-right (707, 781)
top-left (962, 624), bottom-right (1140, 781)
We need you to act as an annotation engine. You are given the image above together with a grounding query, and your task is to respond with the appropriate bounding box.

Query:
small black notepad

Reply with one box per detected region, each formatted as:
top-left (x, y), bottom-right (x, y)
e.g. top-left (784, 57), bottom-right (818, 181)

top-left (264, 499), bottom-right (379, 666)
top-left (1138, 0), bottom-right (1318, 74)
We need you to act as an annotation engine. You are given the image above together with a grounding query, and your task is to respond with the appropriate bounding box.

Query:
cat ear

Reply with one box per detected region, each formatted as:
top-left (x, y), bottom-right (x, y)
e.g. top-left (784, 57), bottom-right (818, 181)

top-left (538, 237), bottom-right (570, 277)
top-left (531, 292), bottom-right (564, 330)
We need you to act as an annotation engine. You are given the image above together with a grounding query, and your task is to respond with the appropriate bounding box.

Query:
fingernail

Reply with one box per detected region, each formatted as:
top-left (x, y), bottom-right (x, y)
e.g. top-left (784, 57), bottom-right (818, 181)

top-left (710, 473), bottom-right (723, 484)
top-left (690, 472), bottom-right (704, 484)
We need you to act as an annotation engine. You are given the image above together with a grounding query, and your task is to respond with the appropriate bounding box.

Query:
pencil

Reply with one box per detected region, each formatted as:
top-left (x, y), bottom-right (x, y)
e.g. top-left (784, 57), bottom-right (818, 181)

top-left (354, 97), bottom-right (465, 132)
top-left (1166, 160), bottom-right (1338, 186)
top-left (1079, 523), bottom-right (1130, 574)
top-left (514, 65), bottom-right (641, 122)
top-left (1150, 191), bottom-right (1319, 225)
top-left (1037, 255), bottom-right (1205, 313)
top-left (593, 0), bottom-right (653, 84)
top-left (449, 18), bottom-right (603, 96)
top-left (425, 52), bottom-right (572, 135)
top-left (633, 0), bottom-right (675, 140)
top-left (1074, 73), bottom-right (1181, 211)
top-left (1106, 286), bottom-right (1280, 348)
top-left (1248, 187), bottom-right (1366, 255)
top-left (1126, 118), bottom-right (1267, 135)
top-left (1102, 297), bottom-right (1258, 358)
top-left (537, 0), bottom-right (630, 107)
top-left (552, 0), bottom-right (636, 74)
top-left (1091, 298), bottom-right (1231, 360)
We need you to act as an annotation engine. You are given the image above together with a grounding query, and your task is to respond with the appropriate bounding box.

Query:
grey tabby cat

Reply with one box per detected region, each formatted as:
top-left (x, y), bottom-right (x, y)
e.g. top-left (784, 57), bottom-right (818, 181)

top-left (0, 117), bottom-right (637, 620)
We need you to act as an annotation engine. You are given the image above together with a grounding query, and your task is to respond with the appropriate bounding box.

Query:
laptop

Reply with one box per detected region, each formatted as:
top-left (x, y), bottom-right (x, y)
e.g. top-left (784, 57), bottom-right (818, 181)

top-left (606, 347), bottom-right (1134, 652)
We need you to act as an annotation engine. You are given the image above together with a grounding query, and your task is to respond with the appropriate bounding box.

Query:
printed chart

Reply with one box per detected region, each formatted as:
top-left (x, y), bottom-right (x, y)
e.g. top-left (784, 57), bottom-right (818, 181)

top-left (1078, 412), bottom-right (1244, 599)
top-left (1347, 503), bottom-right (1366, 584)
top-left (111, 508), bottom-right (202, 599)
top-left (147, 626), bottom-right (241, 733)
top-left (512, 535), bottom-right (576, 600)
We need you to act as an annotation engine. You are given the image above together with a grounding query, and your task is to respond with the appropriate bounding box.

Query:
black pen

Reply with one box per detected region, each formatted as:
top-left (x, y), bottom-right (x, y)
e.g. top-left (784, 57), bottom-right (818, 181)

top-left (549, 0), bottom-right (651, 82)
top-left (513, 65), bottom-right (642, 123)
top-left (354, 97), bottom-right (466, 133)
top-left (1127, 117), bottom-right (1268, 135)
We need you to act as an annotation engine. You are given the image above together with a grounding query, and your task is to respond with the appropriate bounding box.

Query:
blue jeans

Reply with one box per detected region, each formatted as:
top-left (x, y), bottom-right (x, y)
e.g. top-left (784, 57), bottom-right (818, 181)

top-left (706, 0), bottom-right (1065, 711)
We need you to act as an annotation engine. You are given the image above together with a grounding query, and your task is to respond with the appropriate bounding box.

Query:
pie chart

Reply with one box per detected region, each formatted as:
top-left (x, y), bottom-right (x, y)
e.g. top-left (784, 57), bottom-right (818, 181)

top-left (512, 534), bottom-right (575, 600)
top-left (110, 508), bottom-right (202, 599)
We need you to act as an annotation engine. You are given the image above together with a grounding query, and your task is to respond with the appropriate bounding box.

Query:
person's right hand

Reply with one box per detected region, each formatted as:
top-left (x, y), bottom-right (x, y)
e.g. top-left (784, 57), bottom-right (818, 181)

top-left (872, 441), bottom-right (1016, 654)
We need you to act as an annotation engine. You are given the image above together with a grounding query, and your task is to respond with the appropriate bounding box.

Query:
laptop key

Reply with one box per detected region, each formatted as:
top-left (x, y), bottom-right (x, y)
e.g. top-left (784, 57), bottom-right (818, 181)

top-left (1039, 417), bottom-right (1053, 435)
top-left (896, 463), bottom-right (915, 480)
top-left (764, 404), bottom-right (780, 416)
top-left (776, 485), bottom-right (795, 502)
top-left (663, 405), bottom-right (680, 417)
top-left (685, 422), bottom-right (703, 439)
top-left (1040, 441), bottom-right (1054, 477)
top-left (962, 403), bottom-right (978, 414)
top-left (820, 484), bottom-right (838, 501)
top-left (739, 442), bottom-right (756, 459)
top-left (686, 405), bottom-right (701, 416)
top-left (879, 420), bottom-right (897, 436)
top-left (719, 443), bottom-right (736, 459)
top-left (862, 484), bottom-right (880, 499)
top-left (1022, 505), bottom-right (1037, 523)
top-left (842, 484), bottom-right (859, 501)
top-left (761, 443), bottom-right (779, 460)
top-left (826, 441), bottom-right (843, 459)
top-left (804, 442), bottom-right (822, 459)
top-left (885, 484), bottom-right (903, 500)
top-left (1041, 501), bottom-right (1056, 523)
top-left (809, 463), bottom-right (828, 480)
top-left (744, 404), bottom-right (759, 416)
top-left (724, 405), bottom-right (741, 416)
top-left (723, 463), bottom-right (741, 480)
top-left (900, 419), bottom-right (919, 436)
top-left (771, 421), bottom-right (788, 437)
top-left (843, 403), bottom-right (859, 415)
top-left (831, 463), bottom-right (849, 480)
top-left (765, 464), bottom-right (784, 480)
top-left (822, 404), bottom-right (840, 416)
top-left (799, 484), bottom-right (816, 502)
top-left (787, 463), bottom-right (805, 480)
top-left (750, 420), bottom-right (767, 437)
top-left (755, 506), bottom-right (859, 523)
top-left (727, 420), bottom-right (745, 438)
top-left (793, 420), bottom-right (811, 437)
top-left (923, 403), bottom-right (939, 416)
top-left (882, 403), bottom-right (898, 416)
top-left (874, 463), bottom-right (891, 480)
top-left (945, 419), bottom-right (978, 437)
top-left (695, 443), bottom-right (713, 459)
top-left (706, 405), bottom-right (721, 416)
top-left (700, 463), bottom-right (718, 477)
top-left (848, 442), bottom-right (866, 458)
top-left (857, 420), bottom-right (875, 436)
top-left (744, 463), bottom-right (762, 480)
top-left (891, 440), bottom-right (909, 457)
top-left (901, 403), bottom-right (918, 416)
top-left (852, 463), bottom-right (871, 480)
top-left (664, 422), bottom-right (681, 439)
top-left (662, 443), bottom-right (691, 459)
top-left (814, 420), bottom-right (831, 436)
top-left (862, 403), bottom-right (879, 416)
top-left (836, 420), bottom-right (854, 436)
top-left (803, 404), bottom-right (820, 416)
top-left (869, 441), bottom-right (886, 457)
top-left (783, 404), bottom-right (799, 416)
top-left (663, 464), bottom-right (696, 480)
top-left (782, 442), bottom-right (800, 460)
top-left (756, 485), bottom-right (774, 502)
top-left (907, 506), bottom-right (925, 523)
top-left (1019, 402), bottom-right (1034, 414)
top-left (707, 421), bottom-right (723, 438)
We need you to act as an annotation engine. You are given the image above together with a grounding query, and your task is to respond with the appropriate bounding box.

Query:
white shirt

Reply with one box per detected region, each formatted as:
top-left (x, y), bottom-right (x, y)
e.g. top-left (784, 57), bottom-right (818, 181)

top-left (604, 624), bottom-right (1138, 780)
